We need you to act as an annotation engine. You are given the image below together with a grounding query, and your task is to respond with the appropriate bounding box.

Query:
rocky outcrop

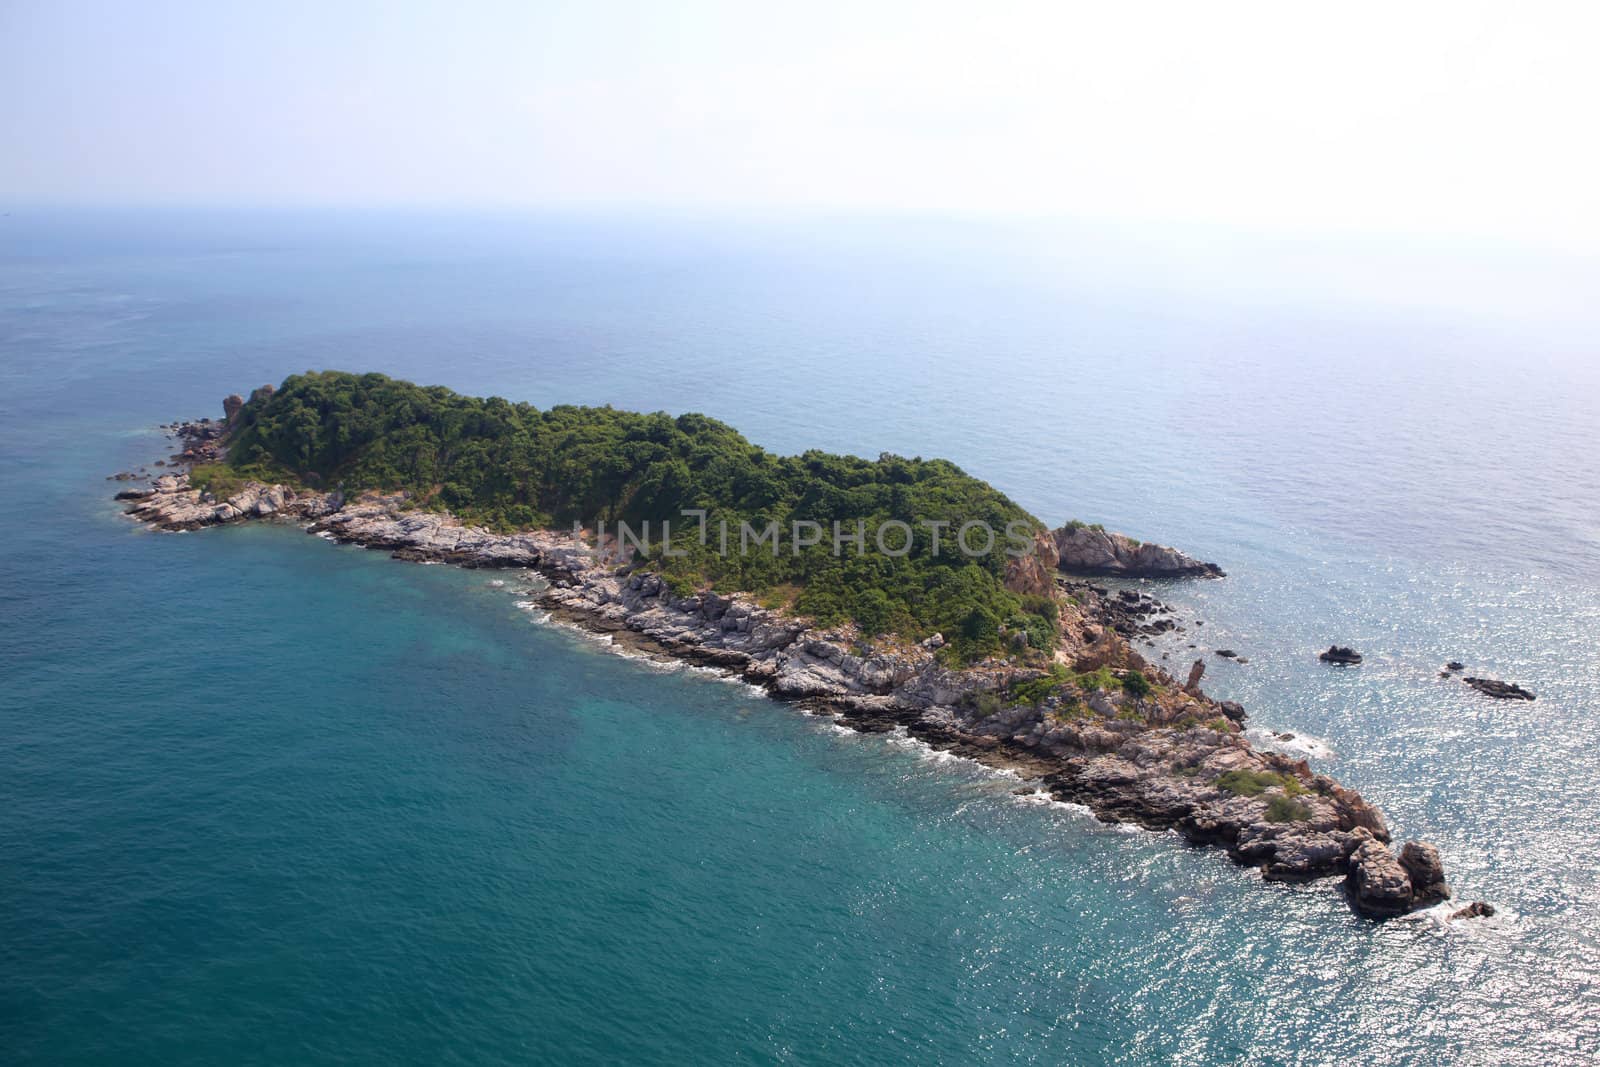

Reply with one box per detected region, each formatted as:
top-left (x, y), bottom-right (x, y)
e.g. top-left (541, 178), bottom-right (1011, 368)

top-left (1004, 531), bottom-right (1060, 597)
top-left (121, 474), bottom-right (334, 531)
top-left (1450, 900), bottom-right (1495, 920)
top-left (223, 394), bottom-right (245, 422)
top-left (1346, 837), bottom-right (1454, 916)
top-left (1464, 677), bottom-right (1535, 701)
top-left (1347, 838), bottom-right (1416, 916)
top-left (1399, 841), bottom-right (1451, 906)
top-left (1319, 645), bottom-right (1363, 665)
top-left (1059, 580), bottom-right (1183, 642)
top-left (1053, 523), bottom-right (1223, 578)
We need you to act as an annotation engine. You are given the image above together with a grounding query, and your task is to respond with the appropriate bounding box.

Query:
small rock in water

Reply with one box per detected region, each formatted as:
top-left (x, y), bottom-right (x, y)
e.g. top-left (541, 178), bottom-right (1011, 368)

top-left (1320, 645), bottom-right (1363, 665)
top-left (1450, 901), bottom-right (1496, 920)
top-left (1445, 661), bottom-right (1466, 672)
top-left (1235, 656), bottom-right (1250, 664)
top-left (1464, 677), bottom-right (1535, 701)
top-left (1215, 648), bottom-right (1238, 659)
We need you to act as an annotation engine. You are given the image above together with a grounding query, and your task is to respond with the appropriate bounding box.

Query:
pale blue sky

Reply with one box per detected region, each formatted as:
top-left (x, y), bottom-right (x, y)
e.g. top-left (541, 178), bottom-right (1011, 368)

top-left (4, 1), bottom-right (1598, 248)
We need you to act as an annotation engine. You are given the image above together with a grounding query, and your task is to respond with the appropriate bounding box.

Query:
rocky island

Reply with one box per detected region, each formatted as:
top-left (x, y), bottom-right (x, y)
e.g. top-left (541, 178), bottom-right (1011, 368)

top-left (117, 371), bottom-right (1465, 919)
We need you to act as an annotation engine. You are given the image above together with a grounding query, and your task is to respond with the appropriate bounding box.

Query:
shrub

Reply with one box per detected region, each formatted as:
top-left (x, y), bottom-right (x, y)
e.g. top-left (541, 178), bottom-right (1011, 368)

top-left (1122, 669), bottom-right (1153, 698)
top-left (1216, 770), bottom-right (1309, 798)
top-left (186, 461), bottom-right (292, 500)
top-left (1072, 666), bottom-right (1120, 693)
top-left (1050, 700), bottom-right (1091, 722)
top-left (1008, 678), bottom-right (1052, 708)
top-left (1218, 770), bottom-right (1280, 797)
top-left (1020, 594), bottom-right (1059, 623)
top-left (1265, 795), bottom-right (1313, 823)
top-left (964, 691), bottom-right (1004, 718)
top-left (660, 572), bottom-right (699, 597)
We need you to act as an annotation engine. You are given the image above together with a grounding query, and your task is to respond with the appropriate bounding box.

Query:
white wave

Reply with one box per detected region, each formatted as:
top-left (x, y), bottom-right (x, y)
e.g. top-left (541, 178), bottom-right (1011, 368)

top-left (625, 652), bottom-right (685, 672)
top-left (685, 664), bottom-right (731, 679)
top-left (1405, 898), bottom-right (1514, 932)
top-left (1008, 788), bottom-right (1097, 820)
top-left (677, 664), bottom-right (770, 697)
top-left (511, 600), bottom-right (552, 624)
top-left (1246, 727), bottom-right (1336, 760)
top-left (880, 725), bottom-right (1026, 781)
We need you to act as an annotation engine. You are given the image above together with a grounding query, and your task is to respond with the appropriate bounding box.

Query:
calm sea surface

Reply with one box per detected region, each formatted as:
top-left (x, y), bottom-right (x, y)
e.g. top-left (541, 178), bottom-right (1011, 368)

top-left (2, 209), bottom-right (1597, 1064)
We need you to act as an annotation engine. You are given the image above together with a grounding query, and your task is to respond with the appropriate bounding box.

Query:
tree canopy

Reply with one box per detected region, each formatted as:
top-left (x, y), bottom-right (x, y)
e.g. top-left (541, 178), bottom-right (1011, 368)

top-left (225, 371), bottom-right (1058, 660)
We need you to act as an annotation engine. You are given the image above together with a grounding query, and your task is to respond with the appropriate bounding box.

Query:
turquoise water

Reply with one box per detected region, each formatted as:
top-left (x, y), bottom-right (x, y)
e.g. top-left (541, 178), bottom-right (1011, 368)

top-left (3, 210), bottom-right (1598, 1064)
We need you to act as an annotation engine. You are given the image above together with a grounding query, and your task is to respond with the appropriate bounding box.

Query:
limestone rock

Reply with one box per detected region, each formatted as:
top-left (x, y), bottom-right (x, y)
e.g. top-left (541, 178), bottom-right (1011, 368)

top-left (1052, 523), bottom-right (1223, 578)
top-left (1004, 530), bottom-right (1060, 597)
top-left (1399, 840), bottom-right (1451, 907)
top-left (1347, 839), bottom-right (1414, 917)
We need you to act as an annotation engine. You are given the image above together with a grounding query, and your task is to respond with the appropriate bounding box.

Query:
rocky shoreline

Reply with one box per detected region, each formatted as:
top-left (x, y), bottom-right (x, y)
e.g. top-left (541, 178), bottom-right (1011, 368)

top-left (115, 414), bottom-right (1480, 921)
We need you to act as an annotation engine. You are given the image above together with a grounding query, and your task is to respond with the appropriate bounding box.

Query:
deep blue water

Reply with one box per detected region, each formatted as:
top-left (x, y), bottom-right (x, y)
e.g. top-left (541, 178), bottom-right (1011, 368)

top-left (3, 209), bottom-right (1598, 1064)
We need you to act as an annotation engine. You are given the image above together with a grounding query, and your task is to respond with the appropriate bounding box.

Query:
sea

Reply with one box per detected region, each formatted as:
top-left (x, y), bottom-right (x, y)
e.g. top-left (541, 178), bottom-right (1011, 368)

top-left (2, 208), bottom-right (1597, 1064)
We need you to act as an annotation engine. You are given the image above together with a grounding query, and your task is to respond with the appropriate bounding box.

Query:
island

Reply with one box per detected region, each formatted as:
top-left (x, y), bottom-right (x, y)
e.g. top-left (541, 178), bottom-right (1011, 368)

top-left (116, 371), bottom-right (1457, 918)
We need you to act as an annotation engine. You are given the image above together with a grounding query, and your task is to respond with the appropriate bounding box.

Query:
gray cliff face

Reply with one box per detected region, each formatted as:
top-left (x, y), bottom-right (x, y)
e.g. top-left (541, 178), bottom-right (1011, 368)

top-left (117, 437), bottom-right (1453, 919)
top-left (1053, 523), bottom-right (1224, 578)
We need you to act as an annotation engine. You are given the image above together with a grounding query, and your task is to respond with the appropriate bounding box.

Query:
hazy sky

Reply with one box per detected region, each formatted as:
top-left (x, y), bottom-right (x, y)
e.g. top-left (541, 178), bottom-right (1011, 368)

top-left (4, 1), bottom-right (1598, 248)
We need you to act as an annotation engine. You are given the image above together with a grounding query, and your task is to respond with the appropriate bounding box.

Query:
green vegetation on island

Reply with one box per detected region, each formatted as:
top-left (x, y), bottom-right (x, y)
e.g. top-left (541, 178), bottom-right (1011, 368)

top-left (1216, 769), bottom-right (1308, 798)
top-left (223, 371), bottom-right (1058, 659)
